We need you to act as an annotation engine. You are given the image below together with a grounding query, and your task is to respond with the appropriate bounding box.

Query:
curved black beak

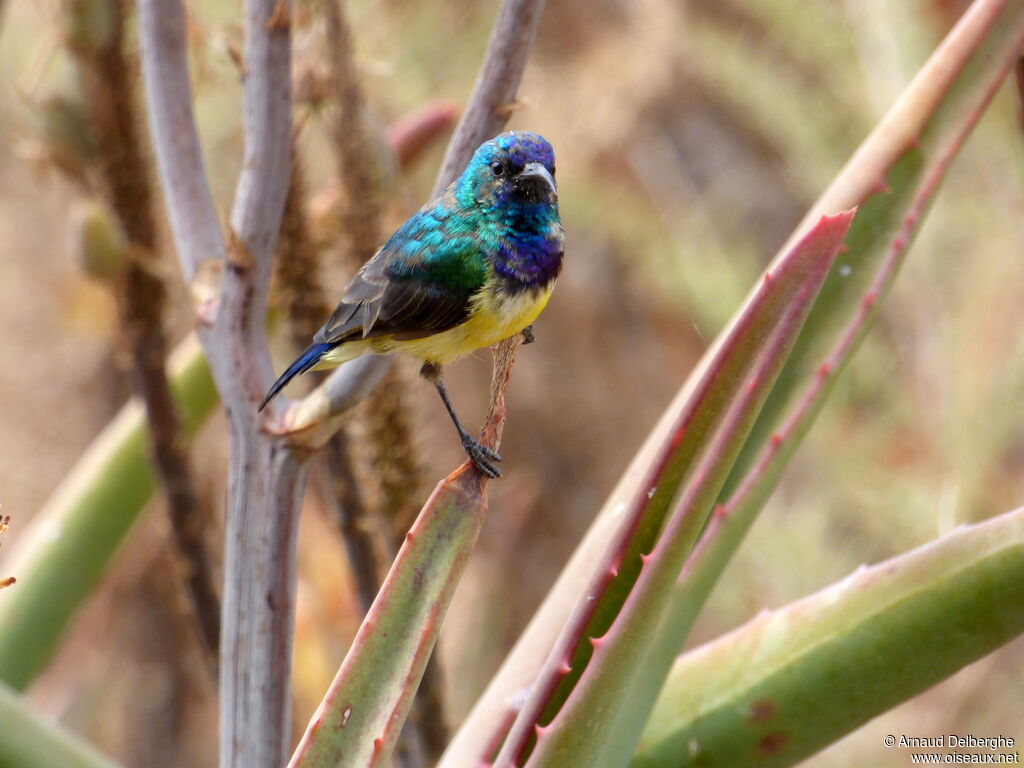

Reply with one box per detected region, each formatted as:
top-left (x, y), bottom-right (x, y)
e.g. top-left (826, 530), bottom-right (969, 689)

top-left (515, 162), bottom-right (557, 200)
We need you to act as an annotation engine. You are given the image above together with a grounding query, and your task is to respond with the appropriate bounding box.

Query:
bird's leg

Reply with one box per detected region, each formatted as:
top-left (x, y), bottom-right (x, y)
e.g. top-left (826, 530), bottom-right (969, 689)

top-left (521, 325), bottom-right (536, 345)
top-left (420, 363), bottom-right (502, 478)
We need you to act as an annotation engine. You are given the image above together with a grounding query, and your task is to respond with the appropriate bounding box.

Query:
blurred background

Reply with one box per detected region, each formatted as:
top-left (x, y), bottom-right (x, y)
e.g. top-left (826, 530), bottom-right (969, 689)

top-left (1, 0), bottom-right (1022, 766)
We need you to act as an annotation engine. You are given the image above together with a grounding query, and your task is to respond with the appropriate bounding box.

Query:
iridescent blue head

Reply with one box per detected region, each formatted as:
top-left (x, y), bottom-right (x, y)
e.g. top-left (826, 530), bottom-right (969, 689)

top-left (456, 131), bottom-right (558, 212)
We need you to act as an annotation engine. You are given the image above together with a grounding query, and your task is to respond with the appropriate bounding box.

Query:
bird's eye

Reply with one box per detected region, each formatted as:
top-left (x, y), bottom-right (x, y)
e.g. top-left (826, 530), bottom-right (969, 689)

top-left (490, 160), bottom-right (505, 177)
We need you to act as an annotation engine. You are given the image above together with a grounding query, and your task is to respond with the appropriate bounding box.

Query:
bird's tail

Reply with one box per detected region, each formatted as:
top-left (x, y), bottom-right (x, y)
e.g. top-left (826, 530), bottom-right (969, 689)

top-left (259, 342), bottom-right (333, 411)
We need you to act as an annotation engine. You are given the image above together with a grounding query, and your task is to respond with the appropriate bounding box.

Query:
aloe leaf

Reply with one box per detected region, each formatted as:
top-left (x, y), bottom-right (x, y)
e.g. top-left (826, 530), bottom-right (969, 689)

top-left (631, 506), bottom-right (1024, 768)
top-left (440, 5), bottom-right (1024, 764)
top-left (288, 468), bottom-right (488, 768)
top-left (498, 212), bottom-right (852, 768)
top-left (722, 0), bottom-right (1024, 502)
top-left (596, 7), bottom-right (1024, 764)
top-left (598, 4), bottom-right (1024, 765)
top-left (0, 336), bottom-right (215, 690)
top-left (0, 678), bottom-right (123, 768)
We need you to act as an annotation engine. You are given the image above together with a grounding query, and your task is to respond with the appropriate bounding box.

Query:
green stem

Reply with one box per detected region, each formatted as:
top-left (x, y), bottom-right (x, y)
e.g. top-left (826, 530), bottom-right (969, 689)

top-left (0, 675), bottom-right (122, 767)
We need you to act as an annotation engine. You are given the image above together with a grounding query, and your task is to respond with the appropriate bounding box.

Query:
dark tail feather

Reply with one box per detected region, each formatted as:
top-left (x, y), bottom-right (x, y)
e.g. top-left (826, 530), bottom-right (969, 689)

top-left (259, 342), bottom-right (332, 411)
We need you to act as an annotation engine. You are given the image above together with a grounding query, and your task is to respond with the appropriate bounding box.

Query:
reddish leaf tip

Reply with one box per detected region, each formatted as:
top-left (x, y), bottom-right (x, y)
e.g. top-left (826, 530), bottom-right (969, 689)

top-left (813, 209), bottom-right (857, 234)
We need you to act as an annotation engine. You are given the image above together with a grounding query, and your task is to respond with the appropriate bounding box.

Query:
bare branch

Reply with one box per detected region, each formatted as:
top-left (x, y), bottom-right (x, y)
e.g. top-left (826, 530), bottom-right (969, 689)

top-left (225, 0), bottom-right (294, 406)
top-left (139, 2), bottom-right (302, 767)
top-left (137, 0), bottom-right (225, 285)
top-left (277, 355), bottom-right (392, 450)
top-left (433, 0), bottom-right (547, 196)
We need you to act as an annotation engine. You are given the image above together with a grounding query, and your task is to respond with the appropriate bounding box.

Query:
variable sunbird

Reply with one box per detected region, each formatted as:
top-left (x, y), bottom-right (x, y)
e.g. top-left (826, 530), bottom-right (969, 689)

top-left (260, 131), bottom-right (564, 477)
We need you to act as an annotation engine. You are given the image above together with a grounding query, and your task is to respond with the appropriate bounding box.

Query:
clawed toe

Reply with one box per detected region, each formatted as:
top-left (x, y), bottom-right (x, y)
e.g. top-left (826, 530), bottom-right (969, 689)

top-left (461, 435), bottom-right (503, 478)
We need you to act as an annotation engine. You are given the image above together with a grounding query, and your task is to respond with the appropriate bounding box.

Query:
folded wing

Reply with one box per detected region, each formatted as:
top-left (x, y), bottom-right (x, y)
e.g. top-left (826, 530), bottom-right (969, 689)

top-left (314, 211), bottom-right (488, 346)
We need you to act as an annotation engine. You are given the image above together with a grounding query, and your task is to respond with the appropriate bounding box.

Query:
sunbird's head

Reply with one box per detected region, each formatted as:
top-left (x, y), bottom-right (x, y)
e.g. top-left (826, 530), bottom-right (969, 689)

top-left (458, 131), bottom-right (557, 211)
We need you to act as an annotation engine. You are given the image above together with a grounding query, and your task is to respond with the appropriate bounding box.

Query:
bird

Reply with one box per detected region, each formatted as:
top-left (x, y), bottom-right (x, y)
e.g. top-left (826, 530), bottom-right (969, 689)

top-left (260, 131), bottom-right (564, 478)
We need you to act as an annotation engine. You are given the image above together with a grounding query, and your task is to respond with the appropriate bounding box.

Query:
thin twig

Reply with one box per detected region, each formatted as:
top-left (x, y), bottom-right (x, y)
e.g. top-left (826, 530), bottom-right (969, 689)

top-left (1015, 56), bottom-right (1024, 134)
top-left (432, 0), bottom-right (547, 198)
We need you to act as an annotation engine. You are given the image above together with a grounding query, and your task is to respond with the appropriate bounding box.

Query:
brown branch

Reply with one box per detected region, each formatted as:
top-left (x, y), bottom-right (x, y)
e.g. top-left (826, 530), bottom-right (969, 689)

top-left (72, 0), bottom-right (219, 665)
top-left (323, 0), bottom-right (382, 263)
top-left (321, 0), bottom-right (424, 586)
top-left (274, 150), bottom-right (330, 345)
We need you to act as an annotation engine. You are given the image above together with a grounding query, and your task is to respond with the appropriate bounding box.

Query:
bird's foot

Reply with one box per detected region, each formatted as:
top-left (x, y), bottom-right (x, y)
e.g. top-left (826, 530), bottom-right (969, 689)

top-left (461, 434), bottom-right (503, 478)
top-left (521, 325), bottom-right (536, 345)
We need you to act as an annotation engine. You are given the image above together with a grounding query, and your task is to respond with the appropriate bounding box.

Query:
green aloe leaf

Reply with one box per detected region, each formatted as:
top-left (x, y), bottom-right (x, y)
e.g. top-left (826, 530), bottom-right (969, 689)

top-left (441, 4), bottom-right (1024, 764)
top-left (288, 468), bottom-right (489, 768)
top-left (497, 212), bottom-right (852, 768)
top-left (631, 506), bottom-right (1024, 768)
top-left (0, 678), bottom-right (122, 768)
top-left (0, 337), bottom-right (215, 689)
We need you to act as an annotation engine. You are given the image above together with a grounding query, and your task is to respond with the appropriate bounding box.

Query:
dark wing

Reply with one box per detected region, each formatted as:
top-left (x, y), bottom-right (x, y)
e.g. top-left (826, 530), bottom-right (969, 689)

top-left (313, 209), bottom-right (485, 346)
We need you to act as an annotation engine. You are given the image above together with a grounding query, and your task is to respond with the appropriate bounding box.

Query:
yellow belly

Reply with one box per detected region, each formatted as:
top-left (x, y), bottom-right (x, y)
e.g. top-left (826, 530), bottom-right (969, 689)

top-left (319, 283), bottom-right (554, 368)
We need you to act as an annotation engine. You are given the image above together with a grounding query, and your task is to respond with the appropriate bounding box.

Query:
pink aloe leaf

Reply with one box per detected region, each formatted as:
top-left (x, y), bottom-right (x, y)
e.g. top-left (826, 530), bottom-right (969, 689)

top-left (598, 5), bottom-right (1024, 765)
top-left (288, 467), bottom-right (488, 768)
top-left (493, 211), bottom-right (853, 768)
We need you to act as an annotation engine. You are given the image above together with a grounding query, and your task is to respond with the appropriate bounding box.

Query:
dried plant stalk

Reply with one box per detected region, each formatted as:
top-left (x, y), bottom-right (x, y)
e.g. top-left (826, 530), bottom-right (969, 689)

top-left (71, 0), bottom-right (219, 662)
